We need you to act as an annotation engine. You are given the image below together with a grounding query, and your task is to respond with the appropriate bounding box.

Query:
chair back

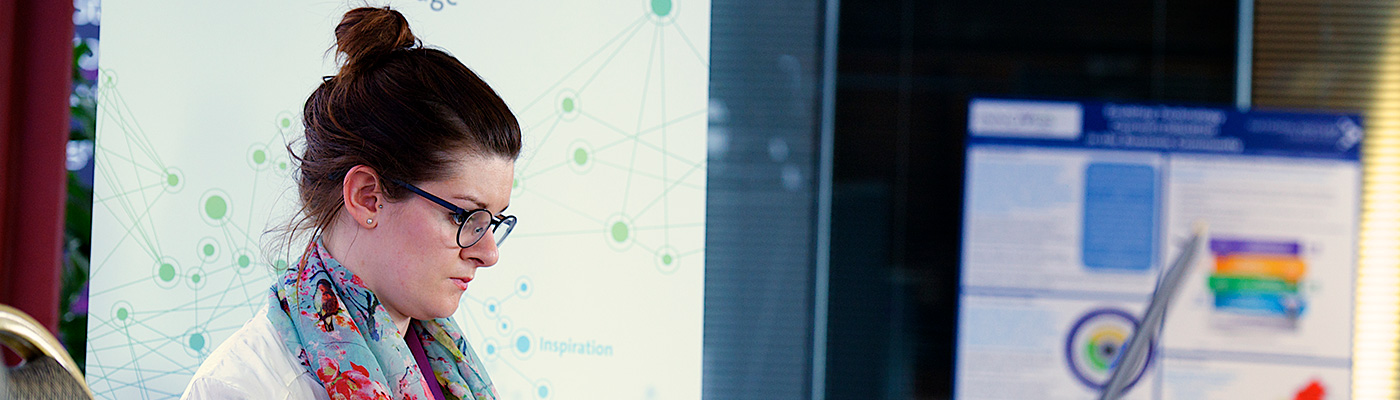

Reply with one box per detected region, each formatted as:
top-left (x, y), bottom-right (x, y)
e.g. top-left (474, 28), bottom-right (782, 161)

top-left (0, 304), bottom-right (94, 399)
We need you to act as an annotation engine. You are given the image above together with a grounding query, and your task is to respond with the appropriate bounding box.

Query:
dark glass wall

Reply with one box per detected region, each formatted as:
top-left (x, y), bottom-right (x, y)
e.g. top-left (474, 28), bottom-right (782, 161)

top-left (826, 1), bottom-right (1238, 399)
top-left (705, 1), bottom-right (831, 399)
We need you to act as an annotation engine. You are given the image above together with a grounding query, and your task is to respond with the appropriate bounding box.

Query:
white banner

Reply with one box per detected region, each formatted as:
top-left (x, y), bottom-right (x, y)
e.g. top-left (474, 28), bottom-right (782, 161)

top-left (87, 1), bottom-right (709, 398)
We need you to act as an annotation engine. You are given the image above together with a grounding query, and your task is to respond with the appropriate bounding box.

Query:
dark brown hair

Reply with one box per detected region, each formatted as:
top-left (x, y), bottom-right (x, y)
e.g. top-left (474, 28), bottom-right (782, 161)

top-left (284, 6), bottom-right (521, 247)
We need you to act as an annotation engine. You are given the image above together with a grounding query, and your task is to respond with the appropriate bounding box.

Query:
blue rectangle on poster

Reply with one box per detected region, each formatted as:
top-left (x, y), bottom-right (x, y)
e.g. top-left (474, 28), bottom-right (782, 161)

top-left (1082, 163), bottom-right (1156, 271)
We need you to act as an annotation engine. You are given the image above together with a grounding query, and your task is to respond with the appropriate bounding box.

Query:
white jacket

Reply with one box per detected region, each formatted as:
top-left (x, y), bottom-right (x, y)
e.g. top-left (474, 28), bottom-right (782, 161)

top-left (181, 309), bottom-right (330, 400)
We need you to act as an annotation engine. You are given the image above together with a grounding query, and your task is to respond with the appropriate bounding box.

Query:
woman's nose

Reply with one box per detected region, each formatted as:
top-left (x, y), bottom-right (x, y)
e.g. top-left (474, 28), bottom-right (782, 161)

top-left (462, 229), bottom-right (500, 267)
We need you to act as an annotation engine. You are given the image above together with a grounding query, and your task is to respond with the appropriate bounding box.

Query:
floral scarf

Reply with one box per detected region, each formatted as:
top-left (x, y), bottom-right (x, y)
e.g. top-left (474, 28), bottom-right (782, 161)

top-left (268, 238), bottom-right (497, 400)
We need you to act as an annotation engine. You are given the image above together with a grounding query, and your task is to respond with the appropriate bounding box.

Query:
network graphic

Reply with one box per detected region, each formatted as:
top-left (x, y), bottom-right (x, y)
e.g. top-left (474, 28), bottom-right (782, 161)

top-left (86, 0), bottom-right (708, 399)
top-left (85, 69), bottom-right (295, 398)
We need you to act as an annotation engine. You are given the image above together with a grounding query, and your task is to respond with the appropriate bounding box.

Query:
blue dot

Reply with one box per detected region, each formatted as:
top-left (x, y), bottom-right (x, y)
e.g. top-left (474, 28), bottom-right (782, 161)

top-left (516, 335), bottom-right (531, 353)
top-left (489, 304), bottom-right (496, 312)
top-left (538, 385), bottom-right (549, 398)
top-left (520, 283), bottom-right (528, 292)
top-left (486, 344), bottom-right (496, 354)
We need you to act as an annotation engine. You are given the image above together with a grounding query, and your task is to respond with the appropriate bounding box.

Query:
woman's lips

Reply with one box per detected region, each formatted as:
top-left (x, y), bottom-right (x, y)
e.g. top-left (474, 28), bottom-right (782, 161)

top-left (451, 277), bottom-right (471, 291)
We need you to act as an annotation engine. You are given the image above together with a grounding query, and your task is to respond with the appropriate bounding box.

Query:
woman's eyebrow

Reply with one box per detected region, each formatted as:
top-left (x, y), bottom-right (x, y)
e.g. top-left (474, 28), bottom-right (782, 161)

top-left (451, 194), bottom-right (485, 210)
top-left (453, 194), bottom-right (508, 215)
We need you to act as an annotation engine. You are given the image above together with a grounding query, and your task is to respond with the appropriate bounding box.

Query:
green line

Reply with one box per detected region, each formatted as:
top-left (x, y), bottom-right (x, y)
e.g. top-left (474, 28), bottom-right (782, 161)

top-left (524, 111), bottom-right (559, 135)
top-left (593, 131), bottom-right (704, 169)
top-left (518, 16), bottom-right (648, 114)
top-left (88, 335), bottom-right (198, 353)
top-left (121, 323), bottom-right (149, 400)
top-left (202, 246), bottom-right (256, 332)
top-left (630, 238), bottom-right (658, 254)
top-left (580, 111), bottom-right (634, 139)
top-left (634, 26), bottom-right (661, 133)
top-left (511, 229), bottom-right (602, 238)
top-left (91, 273), bottom-right (161, 297)
top-left (86, 322), bottom-right (117, 395)
top-left (636, 108), bottom-right (705, 136)
top-left (670, 23), bottom-right (709, 68)
top-left (633, 222), bottom-right (703, 230)
top-left (95, 180), bottom-right (165, 203)
top-left (620, 134), bottom-right (642, 213)
top-left (498, 354), bottom-right (538, 388)
top-left (129, 299), bottom-right (260, 319)
top-left (520, 186), bottom-right (606, 224)
top-left (121, 125), bottom-right (165, 257)
top-left (111, 89), bottom-right (167, 171)
top-left (94, 143), bottom-right (165, 176)
top-left (113, 122), bottom-right (169, 260)
top-left (576, 18), bottom-right (654, 96)
top-left (104, 90), bottom-right (165, 172)
top-left (519, 114), bottom-right (564, 173)
top-left (90, 168), bottom-right (164, 274)
top-left (456, 296), bottom-right (493, 341)
top-left (593, 158), bottom-right (703, 190)
top-left (520, 159), bottom-right (569, 180)
top-left (95, 136), bottom-right (162, 261)
top-left (660, 29), bottom-right (669, 245)
top-left (247, 161), bottom-right (261, 242)
top-left (632, 161), bottom-right (703, 219)
top-left (622, 26), bottom-right (662, 213)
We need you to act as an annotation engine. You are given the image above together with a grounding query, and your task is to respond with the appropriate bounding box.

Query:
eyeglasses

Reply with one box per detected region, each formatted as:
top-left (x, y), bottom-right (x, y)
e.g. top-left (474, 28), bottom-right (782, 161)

top-left (389, 178), bottom-right (516, 248)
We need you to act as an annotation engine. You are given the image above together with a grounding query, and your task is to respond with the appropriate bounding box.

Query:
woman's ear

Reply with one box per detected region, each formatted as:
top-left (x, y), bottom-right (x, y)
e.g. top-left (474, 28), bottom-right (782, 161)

top-left (341, 165), bottom-right (383, 229)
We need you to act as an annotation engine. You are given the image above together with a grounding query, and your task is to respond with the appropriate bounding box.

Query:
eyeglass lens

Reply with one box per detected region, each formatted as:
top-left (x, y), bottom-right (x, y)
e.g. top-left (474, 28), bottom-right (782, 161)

top-left (457, 210), bottom-right (515, 248)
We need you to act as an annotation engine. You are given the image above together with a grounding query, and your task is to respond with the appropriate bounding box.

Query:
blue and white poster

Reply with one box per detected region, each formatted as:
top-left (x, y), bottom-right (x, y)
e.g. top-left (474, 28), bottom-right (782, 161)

top-left (956, 98), bottom-right (1359, 400)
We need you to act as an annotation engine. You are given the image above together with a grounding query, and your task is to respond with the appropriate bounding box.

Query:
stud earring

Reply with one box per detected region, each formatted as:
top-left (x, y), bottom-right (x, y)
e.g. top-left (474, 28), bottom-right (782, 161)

top-left (378, 204), bottom-right (383, 209)
top-left (367, 218), bottom-right (373, 225)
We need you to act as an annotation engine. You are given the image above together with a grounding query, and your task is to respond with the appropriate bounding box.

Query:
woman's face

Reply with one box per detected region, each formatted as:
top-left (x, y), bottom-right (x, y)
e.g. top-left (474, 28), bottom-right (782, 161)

top-left (358, 153), bottom-right (514, 323)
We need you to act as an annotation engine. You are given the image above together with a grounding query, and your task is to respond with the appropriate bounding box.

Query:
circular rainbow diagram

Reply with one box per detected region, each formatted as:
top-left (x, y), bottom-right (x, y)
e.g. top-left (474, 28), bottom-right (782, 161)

top-left (1064, 308), bottom-right (1153, 390)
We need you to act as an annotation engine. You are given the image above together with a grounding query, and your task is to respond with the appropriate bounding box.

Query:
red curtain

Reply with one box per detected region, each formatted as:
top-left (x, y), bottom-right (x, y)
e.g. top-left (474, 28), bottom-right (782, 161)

top-left (0, 0), bottom-right (76, 334)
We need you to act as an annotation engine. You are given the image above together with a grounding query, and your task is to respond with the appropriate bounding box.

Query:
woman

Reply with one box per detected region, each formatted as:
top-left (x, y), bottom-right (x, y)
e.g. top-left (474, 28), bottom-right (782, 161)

top-left (183, 6), bottom-right (518, 400)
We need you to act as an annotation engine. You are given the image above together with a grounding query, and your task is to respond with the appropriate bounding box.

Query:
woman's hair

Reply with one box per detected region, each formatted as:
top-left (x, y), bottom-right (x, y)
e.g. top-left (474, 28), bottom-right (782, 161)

top-left (279, 6), bottom-right (521, 252)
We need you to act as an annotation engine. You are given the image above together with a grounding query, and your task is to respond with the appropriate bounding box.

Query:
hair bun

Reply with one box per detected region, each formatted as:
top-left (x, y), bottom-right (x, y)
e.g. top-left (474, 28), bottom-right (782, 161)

top-left (334, 6), bottom-right (416, 77)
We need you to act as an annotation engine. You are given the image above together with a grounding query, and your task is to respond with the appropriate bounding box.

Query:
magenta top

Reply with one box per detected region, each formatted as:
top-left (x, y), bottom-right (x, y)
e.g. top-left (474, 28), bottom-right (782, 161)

top-left (407, 323), bottom-right (449, 400)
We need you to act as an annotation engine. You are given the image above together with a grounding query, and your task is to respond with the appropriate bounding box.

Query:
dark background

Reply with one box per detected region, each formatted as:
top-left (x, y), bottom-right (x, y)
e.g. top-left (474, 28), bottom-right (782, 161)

top-left (825, 0), bottom-right (1238, 398)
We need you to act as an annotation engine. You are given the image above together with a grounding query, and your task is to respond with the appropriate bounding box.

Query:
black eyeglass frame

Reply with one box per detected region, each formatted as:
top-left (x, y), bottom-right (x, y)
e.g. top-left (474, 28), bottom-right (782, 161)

top-left (388, 178), bottom-right (516, 248)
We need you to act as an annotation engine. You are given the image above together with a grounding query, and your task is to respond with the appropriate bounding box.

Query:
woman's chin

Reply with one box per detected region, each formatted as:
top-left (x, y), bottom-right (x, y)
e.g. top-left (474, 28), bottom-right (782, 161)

top-left (425, 296), bottom-right (464, 319)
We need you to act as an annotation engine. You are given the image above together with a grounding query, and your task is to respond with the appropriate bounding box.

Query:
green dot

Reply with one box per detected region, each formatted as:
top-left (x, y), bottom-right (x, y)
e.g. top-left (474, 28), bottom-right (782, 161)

top-left (276, 260), bottom-right (288, 269)
top-left (562, 97), bottom-right (575, 112)
top-left (159, 263), bottom-right (175, 281)
top-left (253, 149), bottom-right (266, 164)
top-left (662, 254), bottom-right (673, 265)
top-left (280, 118), bottom-right (291, 128)
top-left (574, 148), bottom-right (588, 165)
top-left (191, 274), bottom-right (201, 283)
top-left (167, 173), bottom-right (179, 187)
top-left (278, 162), bottom-right (287, 170)
top-left (117, 308), bottom-right (128, 320)
top-left (652, 0), bottom-right (672, 16)
top-left (513, 178), bottom-right (520, 188)
top-left (611, 221), bottom-right (629, 242)
top-left (238, 255), bottom-right (251, 268)
top-left (205, 196), bottom-right (227, 220)
top-left (189, 333), bottom-right (205, 351)
top-left (202, 244), bottom-right (215, 256)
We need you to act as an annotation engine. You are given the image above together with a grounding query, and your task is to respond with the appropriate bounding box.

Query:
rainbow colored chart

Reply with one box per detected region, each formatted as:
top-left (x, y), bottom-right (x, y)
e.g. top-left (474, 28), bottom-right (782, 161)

top-left (1207, 238), bottom-right (1307, 329)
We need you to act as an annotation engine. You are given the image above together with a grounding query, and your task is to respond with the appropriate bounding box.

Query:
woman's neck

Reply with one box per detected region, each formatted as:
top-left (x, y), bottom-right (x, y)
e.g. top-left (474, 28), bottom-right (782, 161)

top-left (322, 225), bottom-right (412, 335)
